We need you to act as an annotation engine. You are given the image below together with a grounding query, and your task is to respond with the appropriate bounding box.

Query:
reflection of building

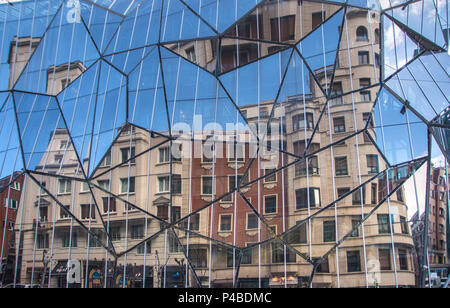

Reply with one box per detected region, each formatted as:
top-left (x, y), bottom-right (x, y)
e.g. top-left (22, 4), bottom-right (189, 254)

top-left (412, 167), bottom-right (449, 287)
top-left (13, 1), bottom-right (418, 288)
top-left (0, 173), bottom-right (24, 285)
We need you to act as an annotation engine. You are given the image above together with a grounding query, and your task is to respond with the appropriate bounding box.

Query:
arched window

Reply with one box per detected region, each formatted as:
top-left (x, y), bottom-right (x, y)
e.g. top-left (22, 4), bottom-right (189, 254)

top-left (356, 26), bottom-right (368, 41)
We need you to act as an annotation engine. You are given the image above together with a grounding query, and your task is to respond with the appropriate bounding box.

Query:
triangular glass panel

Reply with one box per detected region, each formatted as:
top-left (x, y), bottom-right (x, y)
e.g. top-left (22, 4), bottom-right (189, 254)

top-left (104, 0), bottom-right (163, 55)
top-left (104, 45), bottom-right (157, 75)
top-left (383, 14), bottom-right (420, 79)
top-left (161, 38), bottom-right (219, 74)
top-left (183, 0), bottom-right (264, 34)
top-left (128, 47), bottom-right (170, 133)
top-left (0, 95), bottom-right (23, 178)
top-left (387, 0), bottom-right (447, 50)
top-left (221, 0), bottom-right (342, 44)
top-left (0, 0), bottom-right (61, 91)
top-left (385, 59), bottom-right (443, 122)
top-left (160, 47), bottom-right (252, 137)
top-left (14, 4), bottom-right (100, 95)
top-left (57, 61), bottom-right (101, 177)
top-left (160, 0), bottom-right (217, 43)
top-left (88, 0), bottom-right (147, 16)
top-left (296, 8), bottom-right (344, 90)
top-left (373, 87), bottom-right (428, 166)
top-left (13, 91), bottom-right (87, 179)
top-left (80, 0), bottom-right (124, 53)
top-left (218, 38), bottom-right (290, 75)
top-left (219, 47), bottom-right (292, 109)
top-left (88, 60), bottom-right (127, 177)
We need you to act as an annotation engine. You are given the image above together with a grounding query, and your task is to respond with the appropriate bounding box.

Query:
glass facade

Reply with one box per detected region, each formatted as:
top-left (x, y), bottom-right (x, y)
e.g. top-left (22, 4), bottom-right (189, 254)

top-left (0, 0), bottom-right (448, 288)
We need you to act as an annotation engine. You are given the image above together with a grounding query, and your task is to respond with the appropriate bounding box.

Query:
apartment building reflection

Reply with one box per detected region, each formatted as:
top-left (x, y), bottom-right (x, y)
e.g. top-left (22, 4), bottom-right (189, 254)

top-left (13, 0), bottom-right (418, 288)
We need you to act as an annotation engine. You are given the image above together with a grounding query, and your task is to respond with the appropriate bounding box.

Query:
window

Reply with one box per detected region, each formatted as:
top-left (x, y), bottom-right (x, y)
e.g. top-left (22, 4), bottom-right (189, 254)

top-left (159, 147), bottom-right (170, 163)
top-left (396, 189), bottom-right (404, 202)
top-left (109, 227), bottom-right (121, 242)
top-left (371, 183), bottom-right (377, 204)
top-left (186, 47), bottom-right (196, 63)
top-left (335, 157), bottom-right (348, 176)
top-left (97, 180), bottom-right (109, 190)
top-left (157, 204), bottom-right (169, 220)
top-left (350, 218), bottom-right (360, 237)
top-left (61, 78), bottom-right (71, 90)
top-left (399, 216), bottom-right (409, 234)
top-left (59, 140), bottom-right (68, 150)
top-left (121, 147), bottom-right (135, 164)
top-left (60, 205), bottom-right (70, 219)
top-left (120, 177), bottom-right (135, 194)
top-left (88, 229), bottom-right (103, 248)
top-left (99, 151), bottom-right (111, 167)
top-left (360, 90), bottom-right (371, 101)
top-left (363, 112), bottom-right (374, 128)
top-left (4, 198), bottom-right (18, 209)
top-left (39, 206), bottom-right (48, 222)
top-left (360, 78), bottom-right (371, 88)
top-left (102, 197), bottom-right (116, 213)
top-left (234, 50), bottom-right (249, 66)
top-left (347, 250), bottom-right (361, 272)
top-left (333, 117), bottom-right (346, 133)
top-left (227, 139), bottom-right (245, 162)
top-left (296, 188), bottom-right (320, 209)
top-left (224, 174), bottom-right (248, 201)
top-left (264, 195), bottom-right (277, 214)
top-left (293, 141), bottom-right (319, 176)
top-left (398, 249), bottom-right (408, 270)
top-left (172, 206), bottom-right (181, 222)
top-left (378, 214), bottom-right (392, 234)
top-left (330, 82), bottom-right (343, 105)
top-left (352, 187), bottom-right (366, 205)
top-left (241, 244), bottom-right (253, 265)
top-left (264, 168), bottom-right (277, 183)
top-left (172, 174), bottom-right (182, 194)
top-left (271, 242), bottom-right (296, 263)
top-left (379, 248), bottom-right (391, 270)
top-left (220, 214), bottom-right (232, 231)
top-left (366, 155), bottom-right (379, 174)
top-left (358, 51), bottom-right (369, 65)
top-left (247, 213), bottom-right (258, 230)
top-left (296, 156), bottom-right (319, 176)
top-left (311, 11), bottom-right (325, 29)
top-left (81, 204), bottom-right (95, 220)
top-left (11, 181), bottom-right (20, 190)
top-left (158, 176), bottom-right (170, 193)
top-left (356, 26), bottom-right (368, 41)
top-left (54, 154), bottom-right (63, 164)
top-left (316, 256), bottom-right (330, 273)
top-left (37, 233), bottom-right (49, 249)
top-left (374, 28), bottom-right (380, 44)
top-left (323, 220), bottom-right (336, 242)
top-left (80, 181), bottom-right (90, 192)
top-left (337, 187), bottom-right (350, 198)
top-left (375, 53), bottom-right (380, 67)
top-left (58, 179), bottom-right (72, 194)
top-left (286, 222), bottom-right (307, 244)
top-left (189, 213), bottom-right (200, 231)
top-left (190, 249), bottom-right (207, 268)
top-left (270, 15), bottom-right (295, 42)
top-left (131, 225), bottom-right (144, 239)
top-left (137, 241), bottom-right (151, 255)
top-left (202, 176), bottom-right (213, 195)
top-left (62, 232), bottom-right (78, 248)
top-left (292, 113), bottom-right (314, 131)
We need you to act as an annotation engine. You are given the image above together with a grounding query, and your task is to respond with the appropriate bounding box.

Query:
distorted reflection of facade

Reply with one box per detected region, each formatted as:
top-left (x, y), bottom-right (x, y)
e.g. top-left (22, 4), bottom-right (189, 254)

top-left (10, 1), bottom-right (423, 288)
